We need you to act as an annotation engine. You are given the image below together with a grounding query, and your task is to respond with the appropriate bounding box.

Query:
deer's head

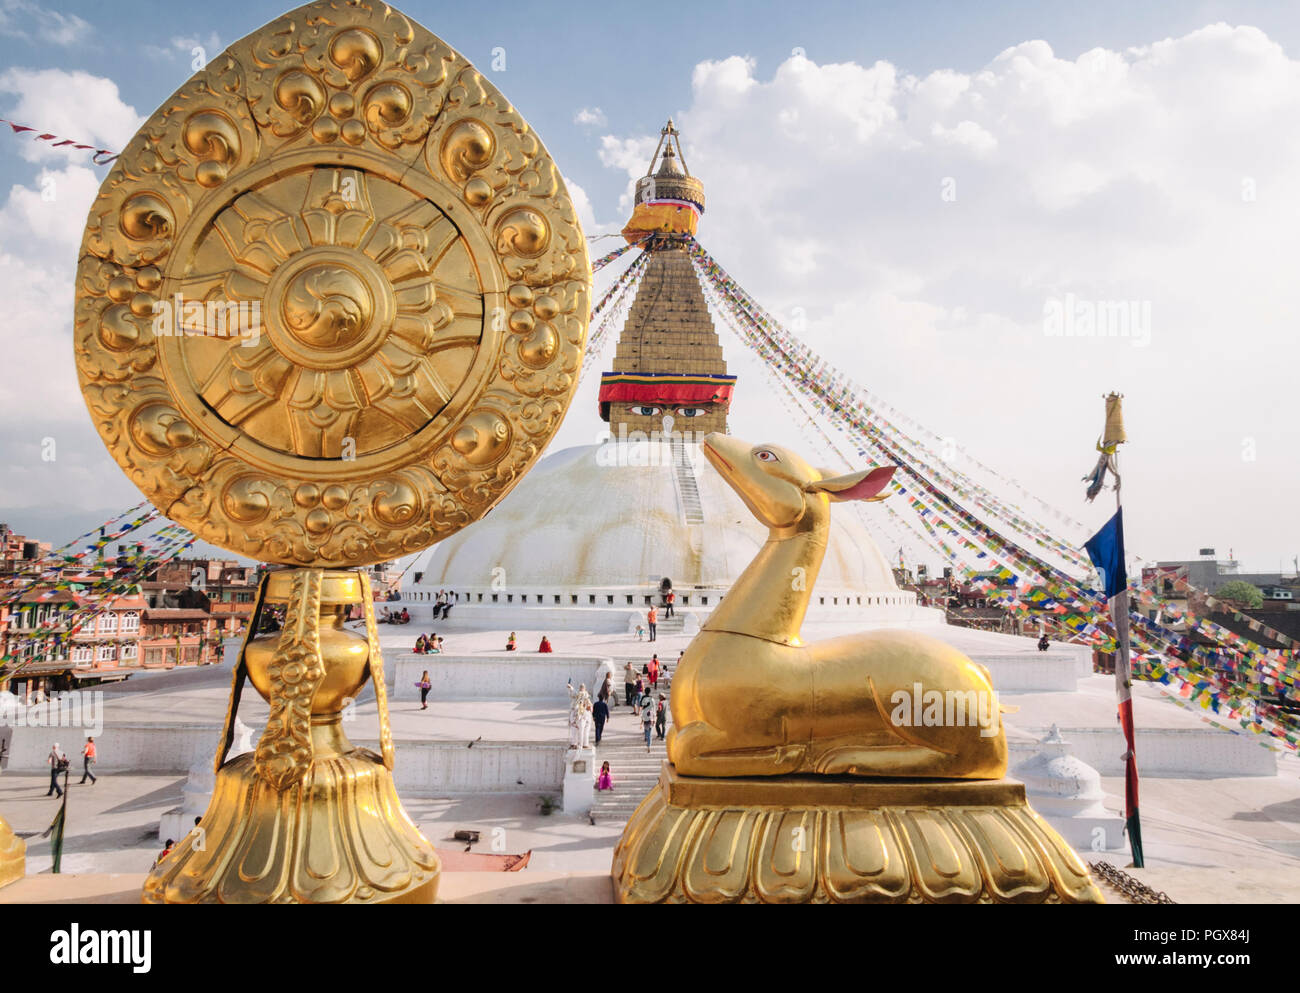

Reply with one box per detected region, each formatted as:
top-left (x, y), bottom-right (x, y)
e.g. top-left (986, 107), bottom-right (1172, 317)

top-left (700, 433), bottom-right (896, 531)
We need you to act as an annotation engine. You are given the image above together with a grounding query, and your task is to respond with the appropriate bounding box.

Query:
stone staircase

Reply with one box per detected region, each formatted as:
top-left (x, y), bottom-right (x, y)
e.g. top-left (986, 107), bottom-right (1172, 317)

top-left (590, 667), bottom-right (673, 824)
top-left (670, 436), bottom-right (705, 525)
top-left (650, 612), bottom-right (687, 635)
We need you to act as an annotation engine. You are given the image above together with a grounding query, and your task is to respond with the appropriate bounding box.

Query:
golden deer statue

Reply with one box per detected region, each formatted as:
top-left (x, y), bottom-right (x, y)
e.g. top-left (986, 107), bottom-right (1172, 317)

top-left (666, 433), bottom-right (1008, 780)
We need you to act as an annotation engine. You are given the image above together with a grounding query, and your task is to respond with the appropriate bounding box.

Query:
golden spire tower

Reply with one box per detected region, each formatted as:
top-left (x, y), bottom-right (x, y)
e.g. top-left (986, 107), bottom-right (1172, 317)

top-left (599, 121), bottom-right (734, 437)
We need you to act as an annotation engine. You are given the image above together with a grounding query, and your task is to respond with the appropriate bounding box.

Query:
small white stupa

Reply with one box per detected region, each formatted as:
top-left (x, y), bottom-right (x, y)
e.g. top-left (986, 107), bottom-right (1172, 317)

top-left (1012, 724), bottom-right (1126, 851)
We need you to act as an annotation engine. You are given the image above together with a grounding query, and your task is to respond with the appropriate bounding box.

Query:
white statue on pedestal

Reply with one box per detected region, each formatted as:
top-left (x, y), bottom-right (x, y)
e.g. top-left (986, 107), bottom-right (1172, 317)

top-left (568, 681), bottom-right (593, 750)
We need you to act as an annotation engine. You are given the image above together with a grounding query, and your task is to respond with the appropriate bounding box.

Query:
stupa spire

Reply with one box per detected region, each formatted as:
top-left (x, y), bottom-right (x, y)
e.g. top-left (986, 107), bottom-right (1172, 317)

top-left (600, 121), bottom-right (733, 437)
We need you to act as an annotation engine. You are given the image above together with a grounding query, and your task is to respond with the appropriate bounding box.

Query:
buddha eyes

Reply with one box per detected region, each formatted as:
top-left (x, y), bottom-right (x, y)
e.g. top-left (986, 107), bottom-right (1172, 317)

top-left (675, 407), bottom-right (708, 417)
top-left (755, 450), bottom-right (778, 463)
top-left (630, 405), bottom-right (662, 416)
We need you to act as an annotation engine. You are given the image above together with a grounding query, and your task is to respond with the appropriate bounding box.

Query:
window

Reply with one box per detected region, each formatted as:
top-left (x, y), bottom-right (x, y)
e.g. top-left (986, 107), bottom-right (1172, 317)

top-left (120, 611), bottom-right (139, 633)
top-left (98, 613), bottom-right (117, 633)
top-left (606, 595), bottom-right (614, 605)
top-left (96, 643), bottom-right (116, 662)
top-left (588, 595), bottom-right (595, 605)
top-left (626, 595), bottom-right (633, 605)
top-left (144, 647), bottom-right (167, 665)
top-left (120, 644), bottom-right (138, 662)
top-left (72, 645), bottom-right (93, 664)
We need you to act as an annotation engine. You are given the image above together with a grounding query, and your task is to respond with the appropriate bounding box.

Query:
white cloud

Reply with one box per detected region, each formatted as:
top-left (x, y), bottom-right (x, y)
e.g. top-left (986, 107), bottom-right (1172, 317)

top-left (144, 32), bottom-right (222, 63)
top-left (0, 0), bottom-right (91, 46)
top-left (0, 72), bottom-right (145, 512)
top-left (0, 67), bottom-right (142, 164)
top-left (573, 106), bottom-right (606, 128)
top-left (576, 23), bottom-right (1300, 570)
top-left (930, 120), bottom-right (997, 156)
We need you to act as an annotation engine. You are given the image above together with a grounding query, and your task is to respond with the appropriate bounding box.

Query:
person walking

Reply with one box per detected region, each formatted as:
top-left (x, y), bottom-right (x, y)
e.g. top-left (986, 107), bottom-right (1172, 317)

top-left (624, 661), bottom-right (638, 712)
top-left (664, 589), bottom-right (675, 618)
top-left (415, 670), bottom-right (432, 710)
top-left (647, 606), bottom-right (657, 642)
top-left (640, 695), bottom-right (655, 752)
top-left (80, 736), bottom-right (97, 784)
top-left (46, 742), bottom-right (67, 797)
top-left (655, 694), bottom-right (667, 740)
top-left (593, 690), bottom-right (610, 745)
top-left (648, 654), bottom-right (660, 691)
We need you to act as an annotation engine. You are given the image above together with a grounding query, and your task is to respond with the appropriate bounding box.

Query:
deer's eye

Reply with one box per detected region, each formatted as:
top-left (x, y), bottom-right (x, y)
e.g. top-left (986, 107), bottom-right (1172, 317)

top-left (755, 450), bottom-right (778, 463)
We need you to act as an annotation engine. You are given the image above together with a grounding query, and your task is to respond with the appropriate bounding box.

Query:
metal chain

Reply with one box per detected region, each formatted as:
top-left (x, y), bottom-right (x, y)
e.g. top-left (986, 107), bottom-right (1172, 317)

top-left (1089, 860), bottom-right (1176, 904)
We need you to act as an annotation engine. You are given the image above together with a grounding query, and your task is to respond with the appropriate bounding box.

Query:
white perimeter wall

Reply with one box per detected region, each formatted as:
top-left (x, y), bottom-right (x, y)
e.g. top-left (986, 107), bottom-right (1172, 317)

top-left (1010, 727), bottom-right (1277, 778)
top-left (2, 723), bottom-right (566, 793)
top-left (389, 654), bottom-right (615, 701)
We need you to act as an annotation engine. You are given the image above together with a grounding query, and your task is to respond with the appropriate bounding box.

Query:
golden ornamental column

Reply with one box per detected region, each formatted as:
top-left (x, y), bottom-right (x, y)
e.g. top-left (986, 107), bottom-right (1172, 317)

top-left (0, 816), bottom-right (23, 890)
top-left (72, 0), bottom-right (589, 903)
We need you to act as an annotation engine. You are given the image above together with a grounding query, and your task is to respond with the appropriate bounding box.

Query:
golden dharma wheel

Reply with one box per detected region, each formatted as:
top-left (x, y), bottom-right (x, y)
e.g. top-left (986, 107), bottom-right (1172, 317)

top-left (73, 0), bottom-right (590, 567)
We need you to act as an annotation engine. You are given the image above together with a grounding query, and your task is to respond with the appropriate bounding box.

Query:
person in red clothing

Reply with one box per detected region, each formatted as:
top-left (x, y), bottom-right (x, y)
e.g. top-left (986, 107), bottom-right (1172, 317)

top-left (80, 736), bottom-right (97, 784)
top-left (647, 654), bottom-right (659, 690)
top-left (538, 635), bottom-right (553, 653)
top-left (647, 606), bottom-right (657, 642)
top-left (664, 589), bottom-right (675, 617)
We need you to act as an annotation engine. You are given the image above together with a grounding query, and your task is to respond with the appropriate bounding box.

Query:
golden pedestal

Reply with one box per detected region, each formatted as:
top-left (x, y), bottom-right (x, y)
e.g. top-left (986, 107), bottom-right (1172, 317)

top-left (143, 569), bottom-right (439, 904)
top-left (0, 815), bottom-right (24, 890)
top-left (613, 764), bottom-right (1104, 904)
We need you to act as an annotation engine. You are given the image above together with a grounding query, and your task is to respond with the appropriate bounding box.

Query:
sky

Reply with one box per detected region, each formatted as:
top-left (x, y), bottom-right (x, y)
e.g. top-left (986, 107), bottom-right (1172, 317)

top-left (0, 0), bottom-right (1297, 575)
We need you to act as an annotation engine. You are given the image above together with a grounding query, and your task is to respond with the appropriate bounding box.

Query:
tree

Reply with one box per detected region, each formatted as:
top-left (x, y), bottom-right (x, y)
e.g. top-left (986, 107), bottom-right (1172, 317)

top-left (1215, 580), bottom-right (1263, 609)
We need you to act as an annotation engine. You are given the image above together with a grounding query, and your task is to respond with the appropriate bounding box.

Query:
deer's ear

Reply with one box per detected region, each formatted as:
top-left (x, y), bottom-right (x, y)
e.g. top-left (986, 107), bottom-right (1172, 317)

top-left (805, 466), bottom-right (896, 502)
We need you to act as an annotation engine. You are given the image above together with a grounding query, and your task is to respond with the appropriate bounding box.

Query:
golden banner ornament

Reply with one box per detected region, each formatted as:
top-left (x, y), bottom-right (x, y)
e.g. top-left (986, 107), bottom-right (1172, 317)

top-left (1102, 392), bottom-right (1127, 448)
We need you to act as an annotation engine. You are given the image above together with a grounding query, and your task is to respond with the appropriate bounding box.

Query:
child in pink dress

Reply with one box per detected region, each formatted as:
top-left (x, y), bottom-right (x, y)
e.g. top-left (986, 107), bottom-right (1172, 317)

top-left (596, 761), bottom-right (613, 791)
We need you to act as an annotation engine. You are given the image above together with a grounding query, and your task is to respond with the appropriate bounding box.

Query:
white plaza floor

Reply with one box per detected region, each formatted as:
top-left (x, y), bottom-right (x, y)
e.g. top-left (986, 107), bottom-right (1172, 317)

top-left (2, 621), bottom-right (1298, 900)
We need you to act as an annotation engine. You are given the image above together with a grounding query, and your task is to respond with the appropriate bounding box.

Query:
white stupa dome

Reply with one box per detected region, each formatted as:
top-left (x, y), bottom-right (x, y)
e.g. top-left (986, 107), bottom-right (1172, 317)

top-left (418, 440), bottom-right (902, 599)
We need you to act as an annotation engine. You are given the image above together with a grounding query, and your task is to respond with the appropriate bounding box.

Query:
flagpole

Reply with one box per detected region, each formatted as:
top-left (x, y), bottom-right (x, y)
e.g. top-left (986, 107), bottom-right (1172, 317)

top-left (1100, 392), bottom-right (1144, 868)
